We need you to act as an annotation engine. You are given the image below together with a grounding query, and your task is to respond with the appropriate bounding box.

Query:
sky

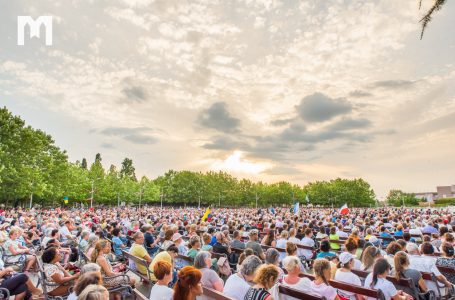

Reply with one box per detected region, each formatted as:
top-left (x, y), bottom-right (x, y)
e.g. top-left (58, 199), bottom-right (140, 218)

top-left (1, 0), bottom-right (454, 199)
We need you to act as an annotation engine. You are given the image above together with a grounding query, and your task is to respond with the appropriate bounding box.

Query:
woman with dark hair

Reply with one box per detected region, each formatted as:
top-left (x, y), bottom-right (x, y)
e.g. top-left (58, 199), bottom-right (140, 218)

top-left (317, 240), bottom-right (336, 259)
top-left (261, 230), bottom-right (276, 247)
top-left (173, 266), bottom-right (203, 300)
top-left (436, 242), bottom-right (455, 284)
top-left (364, 258), bottom-right (412, 300)
top-left (42, 247), bottom-right (79, 297)
top-left (310, 259), bottom-right (339, 300)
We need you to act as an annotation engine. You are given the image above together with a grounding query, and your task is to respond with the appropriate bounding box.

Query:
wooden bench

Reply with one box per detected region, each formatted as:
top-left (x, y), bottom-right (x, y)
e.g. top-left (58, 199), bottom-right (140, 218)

top-left (261, 244), bottom-right (286, 253)
top-left (300, 273), bottom-right (385, 300)
top-left (202, 286), bottom-right (235, 300)
top-left (278, 284), bottom-right (327, 300)
top-left (121, 250), bottom-right (151, 284)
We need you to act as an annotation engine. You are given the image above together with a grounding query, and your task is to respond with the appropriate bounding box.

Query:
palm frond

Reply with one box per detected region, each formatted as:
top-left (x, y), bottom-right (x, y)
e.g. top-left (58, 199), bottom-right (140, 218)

top-left (419, 0), bottom-right (446, 39)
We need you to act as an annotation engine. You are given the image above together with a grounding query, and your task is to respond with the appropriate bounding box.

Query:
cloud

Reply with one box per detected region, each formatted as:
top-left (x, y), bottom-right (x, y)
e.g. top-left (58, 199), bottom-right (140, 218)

top-left (264, 165), bottom-right (301, 175)
top-left (101, 143), bottom-right (115, 149)
top-left (122, 85), bottom-right (148, 102)
top-left (349, 90), bottom-right (373, 98)
top-left (202, 135), bottom-right (250, 151)
top-left (198, 102), bottom-right (241, 133)
top-left (372, 80), bottom-right (417, 89)
top-left (326, 118), bottom-right (372, 131)
top-left (296, 93), bottom-right (352, 123)
top-left (270, 118), bottom-right (294, 126)
top-left (100, 127), bottom-right (158, 144)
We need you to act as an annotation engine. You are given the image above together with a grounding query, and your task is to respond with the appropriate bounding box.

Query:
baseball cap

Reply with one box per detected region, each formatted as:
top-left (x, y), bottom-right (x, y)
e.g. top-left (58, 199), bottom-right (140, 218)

top-left (339, 252), bottom-right (355, 265)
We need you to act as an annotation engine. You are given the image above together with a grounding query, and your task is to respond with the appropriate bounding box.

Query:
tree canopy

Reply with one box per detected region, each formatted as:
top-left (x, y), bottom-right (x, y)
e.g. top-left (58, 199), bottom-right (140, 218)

top-left (0, 107), bottom-right (378, 207)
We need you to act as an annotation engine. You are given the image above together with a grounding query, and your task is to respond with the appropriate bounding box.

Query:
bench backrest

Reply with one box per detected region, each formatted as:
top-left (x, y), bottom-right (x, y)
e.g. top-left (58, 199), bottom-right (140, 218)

top-left (299, 273), bottom-right (385, 299)
top-left (202, 287), bottom-right (235, 300)
top-left (278, 285), bottom-right (327, 300)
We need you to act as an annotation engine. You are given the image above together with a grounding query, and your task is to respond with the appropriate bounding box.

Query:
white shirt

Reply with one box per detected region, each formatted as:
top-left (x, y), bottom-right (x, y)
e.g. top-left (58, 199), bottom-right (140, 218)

top-left (149, 284), bottom-right (173, 300)
top-left (337, 230), bottom-right (348, 238)
top-left (276, 238), bottom-right (288, 261)
top-left (334, 270), bottom-right (362, 300)
top-left (275, 277), bottom-right (313, 300)
top-left (300, 237), bottom-right (315, 259)
top-left (224, 273), bottom-right (251, 300)
top-left (409, 255), bottom-right (442, 294)
top-left (309, 281), bottom-right (337, 300)
top-left (59, 226), bottom-right (71, 242)
top-left (364, 273), bottom-right (397, 300)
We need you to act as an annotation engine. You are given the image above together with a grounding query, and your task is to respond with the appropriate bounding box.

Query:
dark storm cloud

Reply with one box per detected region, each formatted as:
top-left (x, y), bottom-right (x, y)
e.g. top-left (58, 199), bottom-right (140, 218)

top-left (296, 93), bottom-right (352, 122)
top-left (198, 102), bottom-right (241, 133)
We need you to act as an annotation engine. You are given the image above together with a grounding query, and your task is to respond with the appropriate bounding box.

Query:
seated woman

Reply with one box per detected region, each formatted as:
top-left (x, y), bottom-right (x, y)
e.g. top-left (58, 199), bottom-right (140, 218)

top-left (244, 264), bottom-right (279, 300)
top-left (310, 259), bottom-right (339, 300)
top-left (86, 235), bottom-right (100, 259)
top-left (201, 233), bottom-right (213, 252)
top-left (394, 251), bottom-right (428, 295)
top-left (281, 256), bottom-right (312, 291)
top-left (224, 255), bottom-right (263, 300)
top-left (0, 256), bottom-right (42, 300)
top-left (111, 228), bottom-right (127, 258)
top-left (68, 269), bottom-right (102, 300)
top-left (237, 248), bottom-right (254, 271)
top-left (42, 247), bottom-right (80, 297)
top-left (149, 261), bottom-right (174, 300)
top-left (194, 251), bottom-right (223, 297)
top-left (364, 258), bottom-right (413, 300)
top-left (186, 236), bottom-right (201, 260)
top-left (173, 266), bottom-right (203, 300)
top-left (265, 248), bottom-right (284, 280)
top-left (78, 231), bottom-right (90, 253)
top-left (436, 242), bottom-right (455, 284)
top-left (91, 240), bottom-right (135, 290)
top-left (317, 240), bottom-right (337, 259)
top-left (45, 238), bottom-right (72, 266)
top-left (360, 246), bottom-right (382, 272)
top-left (334, 253), bottom-right (363, 300)
top-left (3, 227), bottom-right (36, 272)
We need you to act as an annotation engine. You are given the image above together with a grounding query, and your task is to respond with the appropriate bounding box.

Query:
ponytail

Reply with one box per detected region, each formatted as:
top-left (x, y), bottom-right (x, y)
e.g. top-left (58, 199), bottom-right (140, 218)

top-left (370, 258), bottom-right (391, 288)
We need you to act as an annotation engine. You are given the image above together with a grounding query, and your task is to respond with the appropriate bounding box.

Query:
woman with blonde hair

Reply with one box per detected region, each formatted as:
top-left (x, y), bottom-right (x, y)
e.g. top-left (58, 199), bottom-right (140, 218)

top-left (86, 235), bottom-right (100, 259)
top-left (91, 240), bottom-right (135, 292)
top-left (282, 256), bottom-right (312, 291)
top-left (3, 226), bottom-right (36, 272)
top-left (77, 284), bottom-right (109, 300)
top-left (394, 251), bottom-right (428, 293)
top-left (173, 266), bottom-right (203, 300)
top-left (244, 264), bottom-right (279, 300)
top-left (310, 259), bottom-right (339, 300)
top-left (361, 246), bottom-right (382, 272)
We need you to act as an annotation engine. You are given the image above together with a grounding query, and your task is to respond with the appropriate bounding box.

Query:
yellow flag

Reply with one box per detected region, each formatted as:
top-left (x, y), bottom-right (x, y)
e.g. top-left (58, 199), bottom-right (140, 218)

top-left (201, 207), bottom-right (211, 221)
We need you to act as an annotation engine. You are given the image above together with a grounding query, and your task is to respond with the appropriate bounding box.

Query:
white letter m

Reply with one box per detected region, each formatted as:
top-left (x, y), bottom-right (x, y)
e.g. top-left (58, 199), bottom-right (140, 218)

top-left (17, 16), bottom-right (53, 46)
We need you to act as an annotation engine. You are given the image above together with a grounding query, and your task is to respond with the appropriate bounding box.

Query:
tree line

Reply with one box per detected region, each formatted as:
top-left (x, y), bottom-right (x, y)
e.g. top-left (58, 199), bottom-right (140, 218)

top-left (0, 107), bottom-right (377, 208)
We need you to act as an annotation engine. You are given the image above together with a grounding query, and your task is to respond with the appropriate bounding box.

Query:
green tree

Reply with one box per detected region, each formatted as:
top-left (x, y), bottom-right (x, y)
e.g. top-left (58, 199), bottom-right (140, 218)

top-left (387, 190), bottom-right (419, 207)
top-left (120, 158), bottom-right (137, 181)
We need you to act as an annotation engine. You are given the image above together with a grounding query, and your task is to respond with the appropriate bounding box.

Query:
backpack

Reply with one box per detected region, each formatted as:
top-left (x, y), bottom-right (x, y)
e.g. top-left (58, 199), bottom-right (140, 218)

top-left (217, 256), bottom-right (232, 277)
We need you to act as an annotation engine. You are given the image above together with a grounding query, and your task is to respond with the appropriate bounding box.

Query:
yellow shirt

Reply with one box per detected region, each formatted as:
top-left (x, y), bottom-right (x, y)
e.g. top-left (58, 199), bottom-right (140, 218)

top-left (148, 251), bottom-right (172, 281)
top-left (130, 243), bottom-right (148, 275)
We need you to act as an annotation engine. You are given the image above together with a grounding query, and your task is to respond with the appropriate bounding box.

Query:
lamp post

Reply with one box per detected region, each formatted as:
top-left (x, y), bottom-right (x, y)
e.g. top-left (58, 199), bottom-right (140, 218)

top-left (90, 177), bottom-right (101, 208)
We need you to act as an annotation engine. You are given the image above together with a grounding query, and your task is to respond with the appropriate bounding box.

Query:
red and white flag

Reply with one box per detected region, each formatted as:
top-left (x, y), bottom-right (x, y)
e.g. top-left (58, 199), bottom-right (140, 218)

top-left (339, 204), bottom-right (349, 215)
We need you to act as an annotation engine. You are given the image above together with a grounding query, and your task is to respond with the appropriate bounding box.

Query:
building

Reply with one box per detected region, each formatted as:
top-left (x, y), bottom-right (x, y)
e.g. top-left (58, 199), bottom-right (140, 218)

top-left (414, 185), bottom-right (455, 202)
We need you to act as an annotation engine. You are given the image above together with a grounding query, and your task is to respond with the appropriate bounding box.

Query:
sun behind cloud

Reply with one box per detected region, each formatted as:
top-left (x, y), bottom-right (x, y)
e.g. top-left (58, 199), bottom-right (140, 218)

top-left (210, 151), bottom-right (272, 175)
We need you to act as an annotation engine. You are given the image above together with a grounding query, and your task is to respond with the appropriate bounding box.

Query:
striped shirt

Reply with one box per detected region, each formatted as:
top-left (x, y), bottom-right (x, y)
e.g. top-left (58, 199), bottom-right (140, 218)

top-left (244, 287), bottom-right (271, 300)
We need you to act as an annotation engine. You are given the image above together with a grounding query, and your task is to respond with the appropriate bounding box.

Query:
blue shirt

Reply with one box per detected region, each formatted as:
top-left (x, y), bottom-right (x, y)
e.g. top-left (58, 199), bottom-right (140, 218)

top-left (112, 236), bottom-right (124, 256)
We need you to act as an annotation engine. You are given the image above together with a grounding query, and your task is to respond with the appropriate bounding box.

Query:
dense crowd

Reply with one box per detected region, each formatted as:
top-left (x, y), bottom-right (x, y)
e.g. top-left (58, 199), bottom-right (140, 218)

top-left (0, 206), bottom-right (454, 300)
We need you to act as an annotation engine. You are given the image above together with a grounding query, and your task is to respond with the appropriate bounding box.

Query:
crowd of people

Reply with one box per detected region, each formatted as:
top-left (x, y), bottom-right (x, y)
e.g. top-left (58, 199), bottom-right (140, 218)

top-left (0, 205), bottom-right (454, 300)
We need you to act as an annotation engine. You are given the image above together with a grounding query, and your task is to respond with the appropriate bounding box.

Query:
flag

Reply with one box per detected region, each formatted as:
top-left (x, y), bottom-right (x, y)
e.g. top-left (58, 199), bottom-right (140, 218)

top-left (305, 194), bottom-right (310, 204)
top-left (339, 203), bottom-right (349, 215)
top-left (201, 207), bottom-right (211, 221)
top-left (269, 207), bottom-right (276, 215)
top-left (293, 202), bottom-right (300, 215)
